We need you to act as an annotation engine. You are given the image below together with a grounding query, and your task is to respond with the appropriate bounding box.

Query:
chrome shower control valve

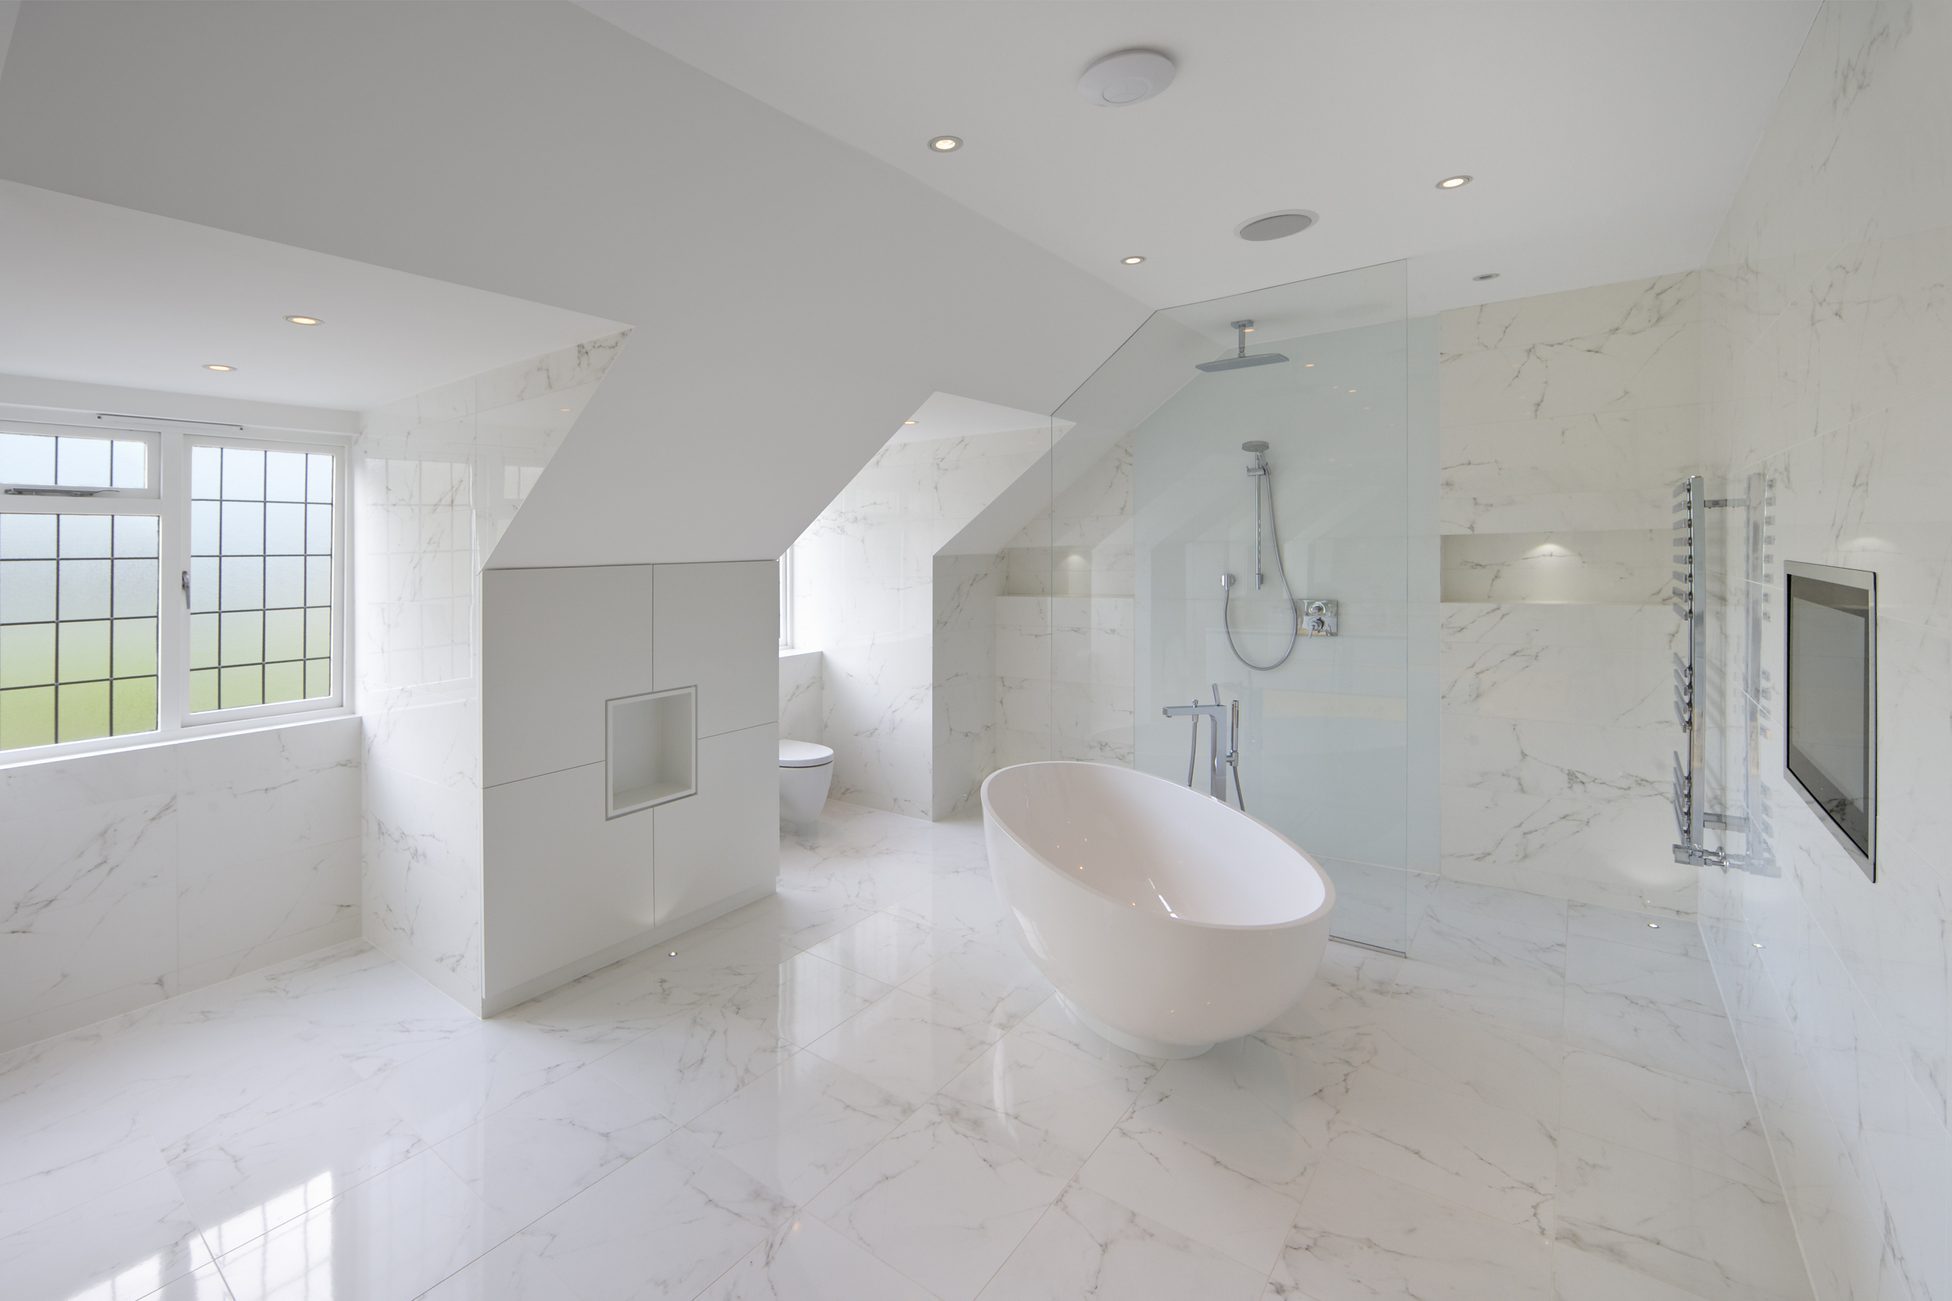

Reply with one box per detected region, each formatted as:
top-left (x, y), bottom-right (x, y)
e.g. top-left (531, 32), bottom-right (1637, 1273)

top-left (1298, 599), bottom-right (1338, 636)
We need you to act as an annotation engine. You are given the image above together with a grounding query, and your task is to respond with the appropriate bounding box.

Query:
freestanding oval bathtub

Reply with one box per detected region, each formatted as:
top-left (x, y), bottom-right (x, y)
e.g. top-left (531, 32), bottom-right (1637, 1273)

top-left (980, 761), bottom-right (1335, 1058)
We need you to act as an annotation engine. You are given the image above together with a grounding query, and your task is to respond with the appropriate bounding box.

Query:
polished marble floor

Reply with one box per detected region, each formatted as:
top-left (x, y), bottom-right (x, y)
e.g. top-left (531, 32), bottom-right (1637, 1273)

top-left (1, 802), bottom-right (1812, 1301)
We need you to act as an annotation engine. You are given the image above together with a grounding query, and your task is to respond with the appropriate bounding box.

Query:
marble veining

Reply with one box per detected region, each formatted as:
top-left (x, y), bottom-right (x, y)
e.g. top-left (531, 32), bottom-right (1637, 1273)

top-left (0, 799), bottom-right (1811, 1300)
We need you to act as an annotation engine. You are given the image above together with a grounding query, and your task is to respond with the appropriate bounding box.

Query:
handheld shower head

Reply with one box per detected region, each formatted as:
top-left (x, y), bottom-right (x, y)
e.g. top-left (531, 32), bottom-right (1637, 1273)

top-left (1196, 320), bottom-right (1289, 373)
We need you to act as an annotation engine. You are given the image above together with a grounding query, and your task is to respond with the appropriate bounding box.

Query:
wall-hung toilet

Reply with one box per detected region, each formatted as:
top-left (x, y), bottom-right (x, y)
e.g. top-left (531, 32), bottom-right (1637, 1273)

top-left (779, 739), bottom-right (834, 823)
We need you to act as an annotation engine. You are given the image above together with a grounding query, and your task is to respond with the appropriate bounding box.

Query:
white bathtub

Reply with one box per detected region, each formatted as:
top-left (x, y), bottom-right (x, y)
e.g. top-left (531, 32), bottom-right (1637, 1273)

top-left (980, 761), bottom-right (1335, 1059)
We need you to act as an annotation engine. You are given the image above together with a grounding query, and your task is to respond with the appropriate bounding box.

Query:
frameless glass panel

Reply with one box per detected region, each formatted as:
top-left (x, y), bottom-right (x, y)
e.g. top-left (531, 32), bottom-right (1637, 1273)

top-left (1048, 263), bottom-right (1420, 952)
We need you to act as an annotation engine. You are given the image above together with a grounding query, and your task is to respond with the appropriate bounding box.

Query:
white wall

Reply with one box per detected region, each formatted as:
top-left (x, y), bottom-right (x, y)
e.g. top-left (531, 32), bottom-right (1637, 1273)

top-left (1697, 3), bottom-right (1952, 1297)
top-left (778, 649), bottom-right (822, 745)
top-left (0, 0), bottom-right (1148, 570)
top-left (1436, 273), bottom-right (1704, 914)
top-left (480, 560), bottom-right (778, 1013)
top-left (356, 336), bottom-right (623, 1011)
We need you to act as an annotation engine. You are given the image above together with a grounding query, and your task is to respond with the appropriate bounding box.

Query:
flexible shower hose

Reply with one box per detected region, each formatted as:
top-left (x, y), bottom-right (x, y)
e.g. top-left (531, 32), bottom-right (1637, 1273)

top-left (1224, 466), bottom-right (1300, 671)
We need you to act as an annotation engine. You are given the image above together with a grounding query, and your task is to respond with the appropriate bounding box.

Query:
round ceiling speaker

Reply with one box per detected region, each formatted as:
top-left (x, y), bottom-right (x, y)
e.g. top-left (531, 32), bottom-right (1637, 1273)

top-left (1236, 210), bottom-right (1319, 242)
top-left (1077, 48), bottom-right (1177, 107)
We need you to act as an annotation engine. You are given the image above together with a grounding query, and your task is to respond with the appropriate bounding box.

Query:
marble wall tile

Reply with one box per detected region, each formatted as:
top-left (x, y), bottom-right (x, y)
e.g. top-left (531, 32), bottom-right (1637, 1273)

top-left (778, 649), bottom-right (823, 744)
top-left (1695, 5), bottom-right (1952, 1297)
top-left (792, 427), bottom-right (1047, 818)
top-left (0, 716), bottom-right (364, 1051)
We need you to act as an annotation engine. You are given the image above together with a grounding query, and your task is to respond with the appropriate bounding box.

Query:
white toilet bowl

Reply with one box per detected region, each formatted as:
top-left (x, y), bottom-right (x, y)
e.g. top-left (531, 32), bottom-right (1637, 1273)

top-left (779, 739), bottom-right (834, 823)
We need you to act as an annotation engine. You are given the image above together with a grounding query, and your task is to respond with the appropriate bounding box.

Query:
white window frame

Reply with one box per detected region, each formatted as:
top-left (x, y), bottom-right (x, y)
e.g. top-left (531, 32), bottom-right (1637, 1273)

top-left (0, 414), bottom-right (350, 765)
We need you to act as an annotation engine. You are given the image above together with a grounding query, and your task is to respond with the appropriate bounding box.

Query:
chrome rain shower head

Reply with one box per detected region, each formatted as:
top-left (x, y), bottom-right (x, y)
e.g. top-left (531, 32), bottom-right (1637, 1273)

top-left (1196, 320), bottom-right (1290, 372)
top-left (1241, 441), bottom-right (1269, 453)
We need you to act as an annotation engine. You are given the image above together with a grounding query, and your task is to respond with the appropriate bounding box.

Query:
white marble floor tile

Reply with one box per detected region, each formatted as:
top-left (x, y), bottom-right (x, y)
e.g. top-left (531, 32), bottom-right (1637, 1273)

top-left (1407, 876), bottom-right (1569, 987)
top-left (166, 1081), bottom-right (426, 1244)
top-left (805, 989), bottom-right (1002, 1103)
top-left (894, 940), bottom-right (1050, 1039)
top-left (979, 1183), bottom-right (1266, 1301)
top-left (1322, 942), bottom-right (1568, 1041)
top-left (1564, 937), bottom-right (1728, 1017)
top-left (1555, 1130), bottom-right (1812, 1301)
top-left (1562, 986), bottom-right (1751, 1090)
top-left (592, 1007), bottom-right (796, 1127)
top-left (940, 1014), bottom-right (1155, 1154)
top-left (1567, 903), bottom-right (1707, 960)
top-left (0, 1166), bottom-right (215, 1301)
top-left (1320, 1065), bottom-right (1558, 1234)
top-left (695, 1214), bottom-right (934, 1301)
top-left (430, 1066), bottom-right (675, 1229)
top-left (1560, 1048), bottom-right (1778, 1189)
top-left (208, 1150), bottom-right (510, 1301)
top-left (802, 912), bottom-right (965, 986)
top-left (806, 1099), bottom-right (1086, 1301)
top-left (683, 1052), bottom-right (912, 1206)
top-left (356, 1027), bottom-right (591, 1146)
top-left (1075, 1039), bottom-right (1327, 1273)
top-left (0, 1110), bottom-right (167, 1238)
top-left (1268, 1156), bottom-right (1553, 1301)
top-left (493, 1130), bottom-right (794, 1301)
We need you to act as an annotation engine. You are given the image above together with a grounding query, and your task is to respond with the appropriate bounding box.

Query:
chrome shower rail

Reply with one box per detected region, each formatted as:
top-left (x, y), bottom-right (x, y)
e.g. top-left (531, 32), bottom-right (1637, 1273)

top-left (1672, 475), bottom-right (1731, 868)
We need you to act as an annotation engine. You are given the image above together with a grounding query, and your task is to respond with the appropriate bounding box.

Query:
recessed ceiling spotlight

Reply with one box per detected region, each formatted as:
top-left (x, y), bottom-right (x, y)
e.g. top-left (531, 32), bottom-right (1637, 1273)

top-left (1473, 272), bottom-right (1501, 282)
top-left (1120, 255), bottom-right (1146, 266)
top-left (903, 419), bottom-right (919, 426)
top-left (203, 363), bottom-right (236, 372)
top-left (283, 315), bottom-right (323, 327)
top-left (1647, 921), bottom-right (1662, 929)
top-left (1078, 48), bottom-right (1177, 108)
top-left (1236, 210), bottom-right (1318, 242)
top-left (1436, 174), bottom-right (1473, 190)
top-left (1303, 362), bottom-right (1315, 368)
top-left (928, 135), bottom-right (962, 152)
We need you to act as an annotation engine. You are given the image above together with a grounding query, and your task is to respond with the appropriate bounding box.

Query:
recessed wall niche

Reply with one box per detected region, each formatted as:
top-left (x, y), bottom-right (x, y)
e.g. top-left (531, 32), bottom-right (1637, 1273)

top-left (606, 685), bottom-right (696, 818)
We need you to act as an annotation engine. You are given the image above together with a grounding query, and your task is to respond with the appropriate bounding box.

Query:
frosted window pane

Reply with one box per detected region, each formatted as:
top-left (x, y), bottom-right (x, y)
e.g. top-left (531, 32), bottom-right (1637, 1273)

top-left (113, 676), bottom-right (157, 735)
top-left (0, 560), bottom-right (56, 624)
top-left (219, 611), bottom-right (263, 666)
top-left (306, 505), bottom-right (332, 554)
top-left (222, 447), bottom-right (264, 500)
top-left (58, 620), bottom-right (111, 682)
top-left (189, 557), bottom-right (218, 613)
top-left (57, 680), bottom-right (110, 742)
top-left (265, 451), bottom-right (306, 502)
top-left (306, 556), bottom-right (332, 605)
top-left (114, 516), bottom-right (158, 559)
top-left (219, 665), bottom-right (262, 709)
top-left (112, 441), bottom-right (148, 489)
top-left (0, 515), bottom-right (56, 559)
top-left (59, 559), bottom-right (112, 620)
top-left (266, 556), bottom-right (304, 609)
top-left (191, 445), bottom-right (221, 498)
top-left (308, 454), bottom-right (333, 503)
top-left (265, 660), bottom-right (303, 704)
top-left (0, 624), bottom-right (55, 687)
top-left (113, 559), bottom-right (159, 619)
top-left (188, 669), bottom-right (218, 713)
top-left (304, 607), bottom-right (331, 658)
top-left (113, 618), bottom-right (158, 677)
top-left (0, 432), bottom-right (55, 484)
top-left (1, 685), bottom-right (56, 749)
top-left (305, 658), bottom-right (330, 699)
top-left (55, 437), bottom-right (111, 488)
top-left (59, 516), bottom-right (111, 558)
top-left (219, 556), bottom-right (263, 611)
top-left (265, 608), bottom-right (304, 663)
top-left (191, 501), bottom-right (220, 556)
top-left (265, 503), bottom-right (305, 555)
top-left (221, 501), bottom-right (264, 555)
top-left (189, 613), bottom-right (218, 670)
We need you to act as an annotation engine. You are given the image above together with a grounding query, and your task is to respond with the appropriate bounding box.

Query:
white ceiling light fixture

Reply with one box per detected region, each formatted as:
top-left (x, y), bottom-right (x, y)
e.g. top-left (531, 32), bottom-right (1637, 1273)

top-left (203, 363), bottom-right (236, 372)
top-left (1436, 174), bottom-right (1473, 189)
top-left (283, 314), bottom-right (323, 326)
top-left (927, 135), bottom-right (962, 152)
top-left (1120, 255), bottom-right (1146, 265)
top-left (1236, 210), bottom-right (1318, 242)
top-left (1077, 48), bottom-right (1177, 108)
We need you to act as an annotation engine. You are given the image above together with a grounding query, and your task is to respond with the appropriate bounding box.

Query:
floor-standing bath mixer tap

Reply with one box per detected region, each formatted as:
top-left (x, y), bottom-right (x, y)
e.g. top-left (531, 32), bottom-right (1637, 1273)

top-left (1163, 685), bottom-right (1245, 809)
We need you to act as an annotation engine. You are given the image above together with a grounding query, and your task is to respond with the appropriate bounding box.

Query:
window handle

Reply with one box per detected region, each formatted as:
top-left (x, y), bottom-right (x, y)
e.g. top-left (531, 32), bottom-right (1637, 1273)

top-left (181, 569), bottom-right (191, 609)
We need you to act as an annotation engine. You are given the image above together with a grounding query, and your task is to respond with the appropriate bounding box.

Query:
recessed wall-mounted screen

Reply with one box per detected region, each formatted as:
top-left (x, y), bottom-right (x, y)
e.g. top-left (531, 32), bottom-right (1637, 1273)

top-left (1785, 561), bottom-right (1876, 879)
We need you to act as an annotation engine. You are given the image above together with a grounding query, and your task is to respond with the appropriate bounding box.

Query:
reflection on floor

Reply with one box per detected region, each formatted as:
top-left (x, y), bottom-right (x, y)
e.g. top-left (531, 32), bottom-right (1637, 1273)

top-left (0, 801), bottom-right (1811, 1301)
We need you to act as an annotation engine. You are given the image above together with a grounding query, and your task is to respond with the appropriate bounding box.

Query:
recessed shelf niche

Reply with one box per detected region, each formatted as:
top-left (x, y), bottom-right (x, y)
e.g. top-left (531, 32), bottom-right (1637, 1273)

top-left (606, 686), bottom-right (695, 818)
